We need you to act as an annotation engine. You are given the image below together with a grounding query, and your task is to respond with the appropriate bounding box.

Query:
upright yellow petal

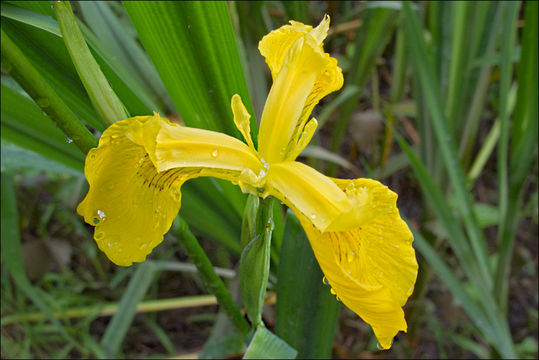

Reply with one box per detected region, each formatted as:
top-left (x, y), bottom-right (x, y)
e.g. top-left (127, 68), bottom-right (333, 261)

top-left (293, 179), bottom-right (418, 349)
top-left (257, 16), bottom-right (343, 163)
top-left (77, 115), bottom-right (264, 266)
top-left (258, 21), bottom-right (312, 80)
top-left (258, 34), bottom-right (328, 163)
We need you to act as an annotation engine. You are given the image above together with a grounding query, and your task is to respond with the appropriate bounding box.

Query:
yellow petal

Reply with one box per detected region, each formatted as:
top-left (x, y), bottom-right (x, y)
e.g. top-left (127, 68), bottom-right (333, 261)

top-left (264, 161), bottom-right (352, 231)
top-left (77, 115), bottom-right (263, 266)
top-left (258, 34), bottom-right (328, 163)
top-left (295, 179), bottom-right (418, 349)
top-left (258, 21), bottom-right (312, 80)
top-left (257, 16), bottom-right (343, 163)
top-left (283, 54), bottom-right (343, 161)
top-left (152, 115), bottom-right (262, 175)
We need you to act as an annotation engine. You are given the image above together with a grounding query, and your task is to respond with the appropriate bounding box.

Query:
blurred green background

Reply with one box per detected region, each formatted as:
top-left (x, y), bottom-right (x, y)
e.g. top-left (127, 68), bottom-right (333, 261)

top-left (1, 1), bottom-right (537, 358)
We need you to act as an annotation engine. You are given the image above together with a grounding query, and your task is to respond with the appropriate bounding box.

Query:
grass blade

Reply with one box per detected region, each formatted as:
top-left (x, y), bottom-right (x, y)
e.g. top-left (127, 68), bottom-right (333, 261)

top-left (54, 1), bottom-right (128, 125)
top-left (100, 262), bottom-right (156, 357)
top-left (1, 172), bottom-right (79, 348)
top-left (495, 0), bottom-right (538, 312)
top-left (402, 2), bottom-right (492, 289)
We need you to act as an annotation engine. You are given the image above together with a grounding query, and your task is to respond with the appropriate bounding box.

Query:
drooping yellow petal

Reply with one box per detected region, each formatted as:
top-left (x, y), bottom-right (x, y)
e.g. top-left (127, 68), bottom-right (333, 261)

top-left (264, 161), bottom-right (352, 232)
top-left (77, 114), bottom-right (264, 266)
top-left (294, 179), bottom-right (418, 349)
top-left (257, 16), bottom-right (343, 163)
top-left (258, 34), bottom-right (328, 163)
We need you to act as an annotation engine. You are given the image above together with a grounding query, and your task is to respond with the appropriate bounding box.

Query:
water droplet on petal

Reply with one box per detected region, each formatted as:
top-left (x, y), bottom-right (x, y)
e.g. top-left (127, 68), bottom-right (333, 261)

top-left (139, 243), bottom-right (147, 250)
top-left (311, 214), bottom-right (317, 220)
top-left (95, 232), bottom-right (104, 240)
top-left (93, 217), bottom-right (100, 225)
top-left (211, 149), bottom-right (219, 158)
top-left (322, 276), bottom-right (330, 285)
top-left (376, 342), bottom-right (384, 350)
top-left (336, 295), bottom-right (341, 302)
top-left (330, 288), bottom-right (336, 295)
top-left (346, 250), bottom-right (356, 263)
top-left (97, 209), bottom-right (106, 221)
top-left (171, 189), bottom-right (180, 201)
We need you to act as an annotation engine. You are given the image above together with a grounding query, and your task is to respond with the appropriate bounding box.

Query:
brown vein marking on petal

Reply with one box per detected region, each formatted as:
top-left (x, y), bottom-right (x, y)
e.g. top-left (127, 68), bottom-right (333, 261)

top-left (137, 154), bottom-right (182, 191)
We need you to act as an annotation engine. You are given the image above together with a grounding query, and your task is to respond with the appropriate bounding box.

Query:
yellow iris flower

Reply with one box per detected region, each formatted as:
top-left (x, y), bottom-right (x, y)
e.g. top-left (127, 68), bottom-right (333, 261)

top-left (77, 15), bottom-right (418, 349)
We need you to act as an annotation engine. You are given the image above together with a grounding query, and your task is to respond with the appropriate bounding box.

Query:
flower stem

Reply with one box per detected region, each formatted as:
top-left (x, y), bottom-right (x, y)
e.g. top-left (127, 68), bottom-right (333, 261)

top-left (0, 28), bottom-right (97, 155)
top-left (175, 217), bottom-right (250, 334)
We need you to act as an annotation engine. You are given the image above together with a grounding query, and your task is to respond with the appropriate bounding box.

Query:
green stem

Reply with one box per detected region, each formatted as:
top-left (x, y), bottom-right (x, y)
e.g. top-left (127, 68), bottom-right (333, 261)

top-left (175, 217), bottom-right (250, 335)
top-left (240, 196), bottom-right (274, 327)
top-left (0, 28), bottom-right (97, 154)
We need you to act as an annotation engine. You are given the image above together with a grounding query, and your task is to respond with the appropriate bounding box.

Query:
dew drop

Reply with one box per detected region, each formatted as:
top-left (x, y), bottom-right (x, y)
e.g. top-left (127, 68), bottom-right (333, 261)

top-left (346, 250), bottom-right (356, 263)
top-left (330, 288), bottom-right (336, 295)
top-left (211, 149), bottom-right (219, 158)
top-left (171, 189), bottom-right (180, 201)
top-left (311, 214), bottom-right (317, 220)
top-left (335, 295), bottom-right (341, 302)
top-left (139, 243), bottom-right (147, 250)
top-left (376, 342), bottom-right (384, 350)
top-left (93, 217), bottom-right (100, 225)
top-left (322, 276), bottom-right (330, 285)
top-left (97, 209), bottom-right (106, 221)
top-left (95, 232), bottom-right (104, 240)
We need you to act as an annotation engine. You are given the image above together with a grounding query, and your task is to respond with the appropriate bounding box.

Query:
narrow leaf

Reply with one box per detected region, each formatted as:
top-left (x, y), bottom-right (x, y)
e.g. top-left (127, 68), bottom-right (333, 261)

top-left (244, 326), bottom-right (297, 359)
top-left (54, 1), bottom-right (128, 125)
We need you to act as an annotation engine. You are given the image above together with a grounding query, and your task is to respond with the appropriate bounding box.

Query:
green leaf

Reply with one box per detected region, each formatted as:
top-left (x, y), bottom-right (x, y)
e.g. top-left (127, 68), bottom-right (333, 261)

top-left (2, 3), bottom-right (155, 120)
top-left (123, 1), bottom-right (256, 138)
top-left (1, 27), bottom-right (98, 154)
top-left (240, 197), bottom-right (273, 326)
top-left (1, 13), bottom-right (104, 131)
top-left (54, 1), bottom-right (128, 125)
top-left (275, 211), bottom-right (339, 358)
top-left (402, 2), bottom-right (492, 289)
top-left (78, 1), bottom-right (172, 113)
top-left (1, 172), bottom-right (79, 348)
top-left (495, 0), bottom-right (538, 313)
top-left (1, 83), bottom-right (84, 172)
top-left (100, 262), bottom-right (156, 357)
top-left (244, 326), bottom-right (297, 359)
top-left (1, 142), bottom-right (82, 177)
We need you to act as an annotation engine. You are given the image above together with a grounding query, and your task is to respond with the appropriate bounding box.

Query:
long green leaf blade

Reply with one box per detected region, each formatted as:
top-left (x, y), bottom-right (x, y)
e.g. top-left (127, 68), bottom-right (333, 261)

top-left (55, 1), bottom-right (128, 125)
top-left (123, 1), bottom-right (256, 138)
top-left (275, 211), bottom-right (339, 358)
